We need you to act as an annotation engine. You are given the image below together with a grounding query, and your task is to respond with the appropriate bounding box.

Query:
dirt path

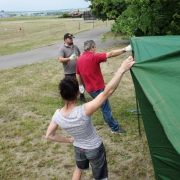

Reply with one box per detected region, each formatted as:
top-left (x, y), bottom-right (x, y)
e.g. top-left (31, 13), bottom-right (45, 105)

top-left (0, 27), bottom-right (129, 70)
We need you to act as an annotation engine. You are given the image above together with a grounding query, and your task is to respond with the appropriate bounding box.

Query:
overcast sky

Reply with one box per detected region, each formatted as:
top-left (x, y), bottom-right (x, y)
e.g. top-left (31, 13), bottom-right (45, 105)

top-left (0, 0), bottom-right (91, 11)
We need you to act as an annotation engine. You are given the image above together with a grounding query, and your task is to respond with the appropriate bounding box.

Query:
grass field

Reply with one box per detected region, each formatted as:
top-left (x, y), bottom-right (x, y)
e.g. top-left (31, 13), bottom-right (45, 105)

top-left (0, 16), bottom-right (114, 56)
top-left (0, 17), bottom-right (154, 180)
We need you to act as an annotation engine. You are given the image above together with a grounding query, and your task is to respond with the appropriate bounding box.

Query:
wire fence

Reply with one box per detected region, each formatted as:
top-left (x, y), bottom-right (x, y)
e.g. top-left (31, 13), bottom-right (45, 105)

top-left (0, 19), bottom-right (114, 41)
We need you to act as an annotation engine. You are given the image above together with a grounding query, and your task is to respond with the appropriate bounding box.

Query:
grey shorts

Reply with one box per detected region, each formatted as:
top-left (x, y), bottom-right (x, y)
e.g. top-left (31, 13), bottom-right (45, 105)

top-left (74, 143), bottom-right (108, 180)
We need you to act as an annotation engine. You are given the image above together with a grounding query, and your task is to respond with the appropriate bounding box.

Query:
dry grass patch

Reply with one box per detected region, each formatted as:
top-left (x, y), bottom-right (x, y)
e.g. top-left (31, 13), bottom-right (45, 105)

top-left (0, 17), bottom-right (114, 56)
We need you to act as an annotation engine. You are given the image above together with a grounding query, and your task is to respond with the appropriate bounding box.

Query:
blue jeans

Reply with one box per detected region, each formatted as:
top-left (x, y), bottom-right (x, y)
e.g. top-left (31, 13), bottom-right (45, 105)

top-left (75, 143), bottom-right (108, 180)
top-left (89, 89), bottom-right (120, 131)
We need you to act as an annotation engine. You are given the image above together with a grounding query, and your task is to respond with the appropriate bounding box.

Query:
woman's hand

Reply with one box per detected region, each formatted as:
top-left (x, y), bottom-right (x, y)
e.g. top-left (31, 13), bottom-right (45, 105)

top-left (69, 137), bottom-right (74, 143)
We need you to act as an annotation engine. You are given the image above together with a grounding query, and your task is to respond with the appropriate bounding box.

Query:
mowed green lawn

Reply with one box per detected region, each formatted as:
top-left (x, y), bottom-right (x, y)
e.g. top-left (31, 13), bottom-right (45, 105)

top-left (0, 17), bottom-right (154, 180)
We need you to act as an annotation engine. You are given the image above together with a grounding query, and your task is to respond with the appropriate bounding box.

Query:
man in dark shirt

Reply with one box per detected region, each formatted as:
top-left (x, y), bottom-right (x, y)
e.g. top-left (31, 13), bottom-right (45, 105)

top-left (58, 33), bottom-right (87, 102)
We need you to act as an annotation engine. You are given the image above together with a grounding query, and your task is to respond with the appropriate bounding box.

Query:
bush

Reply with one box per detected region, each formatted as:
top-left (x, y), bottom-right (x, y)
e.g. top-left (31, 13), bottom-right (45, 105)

top-left (62, 14), bottom-right (68, 18)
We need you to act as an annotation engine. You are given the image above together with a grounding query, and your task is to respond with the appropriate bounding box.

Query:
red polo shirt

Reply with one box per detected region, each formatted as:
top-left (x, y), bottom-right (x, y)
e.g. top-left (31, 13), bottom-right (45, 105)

top-left (76, 51), bottom-right (107, 92)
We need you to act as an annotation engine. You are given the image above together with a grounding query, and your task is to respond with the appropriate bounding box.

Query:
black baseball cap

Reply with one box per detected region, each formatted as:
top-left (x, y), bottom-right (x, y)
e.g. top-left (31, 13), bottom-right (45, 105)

top-left (64, 33), bottom-right (75, 40)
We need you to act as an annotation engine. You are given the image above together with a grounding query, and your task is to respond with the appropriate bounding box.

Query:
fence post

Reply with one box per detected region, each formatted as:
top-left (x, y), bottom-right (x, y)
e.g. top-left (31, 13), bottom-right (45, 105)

top-left (93, 21), bottom-right (94, 28)
top-left (79, 22), bottom-right (80, 30)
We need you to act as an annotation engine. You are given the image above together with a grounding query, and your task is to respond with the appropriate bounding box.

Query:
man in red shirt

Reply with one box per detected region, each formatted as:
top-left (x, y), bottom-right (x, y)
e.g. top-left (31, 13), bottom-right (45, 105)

top-left (76, 40), bottom-right (132, 133)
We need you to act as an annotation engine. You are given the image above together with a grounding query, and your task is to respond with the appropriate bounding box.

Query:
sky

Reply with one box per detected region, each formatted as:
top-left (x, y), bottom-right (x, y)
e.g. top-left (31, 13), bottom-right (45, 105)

top-left (0, 0), bottom-right (91, 11)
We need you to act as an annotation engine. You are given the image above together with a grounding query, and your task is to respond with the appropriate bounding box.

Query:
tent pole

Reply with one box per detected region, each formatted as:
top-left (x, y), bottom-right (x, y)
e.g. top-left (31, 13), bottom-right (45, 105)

top-left (131, 50), bottom-right (141, 136)
top-left (136, 97), bottom-right (141, 136)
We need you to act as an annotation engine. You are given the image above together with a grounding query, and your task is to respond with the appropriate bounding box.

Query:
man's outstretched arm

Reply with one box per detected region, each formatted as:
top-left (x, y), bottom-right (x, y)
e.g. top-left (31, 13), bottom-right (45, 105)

top-left (106, 45), bottom-right (132, 58)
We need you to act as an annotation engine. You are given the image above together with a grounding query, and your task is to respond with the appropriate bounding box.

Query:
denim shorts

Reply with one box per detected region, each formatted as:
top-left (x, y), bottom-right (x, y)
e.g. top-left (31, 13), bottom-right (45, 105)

top-left (74, 143), bottom-right (108, 180)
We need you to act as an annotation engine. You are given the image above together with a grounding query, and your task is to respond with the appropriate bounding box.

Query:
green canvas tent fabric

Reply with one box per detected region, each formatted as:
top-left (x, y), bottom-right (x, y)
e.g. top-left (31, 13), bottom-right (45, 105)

top-left (130, 36), bottom-right (180, 180)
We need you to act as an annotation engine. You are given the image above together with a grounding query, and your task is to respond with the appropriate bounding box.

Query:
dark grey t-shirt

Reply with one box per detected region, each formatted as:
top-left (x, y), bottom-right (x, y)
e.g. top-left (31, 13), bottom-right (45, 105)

top-left (58, 44), bottom-right (80, 74)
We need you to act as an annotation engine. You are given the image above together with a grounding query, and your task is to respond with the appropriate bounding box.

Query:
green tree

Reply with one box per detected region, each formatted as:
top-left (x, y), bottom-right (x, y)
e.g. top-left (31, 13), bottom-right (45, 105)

top-left (88, 0), bottom-right (127, 21)
top-left (86, 0), bottom-right (180, 37)
top-left (62, 13), bottom-right (68, 18)
top-left (112, 0), bottom-right (180, 36)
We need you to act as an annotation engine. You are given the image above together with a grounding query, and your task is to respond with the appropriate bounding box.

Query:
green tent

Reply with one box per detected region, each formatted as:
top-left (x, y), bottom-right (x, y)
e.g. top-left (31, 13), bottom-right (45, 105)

top-left (130, 36), bottom-right (180, 180)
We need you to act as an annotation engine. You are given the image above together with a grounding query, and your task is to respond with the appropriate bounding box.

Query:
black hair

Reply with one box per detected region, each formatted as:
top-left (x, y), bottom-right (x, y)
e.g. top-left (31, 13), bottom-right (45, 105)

top-left (59, 77), bottom-right (79, 101)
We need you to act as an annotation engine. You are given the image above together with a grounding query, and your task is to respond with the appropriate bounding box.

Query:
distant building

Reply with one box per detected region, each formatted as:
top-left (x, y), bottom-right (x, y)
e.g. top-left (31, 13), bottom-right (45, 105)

top-left (84, 11), bottom-right (96, 20)
top-left (0, 8), bottom-right (91, 18)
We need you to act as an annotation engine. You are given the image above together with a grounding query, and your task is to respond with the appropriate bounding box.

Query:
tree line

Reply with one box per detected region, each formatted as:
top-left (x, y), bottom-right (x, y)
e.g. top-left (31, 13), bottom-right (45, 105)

top-left (85, 0), bottom-right (180, 37)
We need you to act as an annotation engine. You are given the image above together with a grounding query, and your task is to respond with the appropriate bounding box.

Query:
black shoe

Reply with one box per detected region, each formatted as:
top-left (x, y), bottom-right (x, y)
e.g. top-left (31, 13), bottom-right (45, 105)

top-left (111, 128), bottom-right (126, 134)
top-left (79, 94), bottom-right (88, 103)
